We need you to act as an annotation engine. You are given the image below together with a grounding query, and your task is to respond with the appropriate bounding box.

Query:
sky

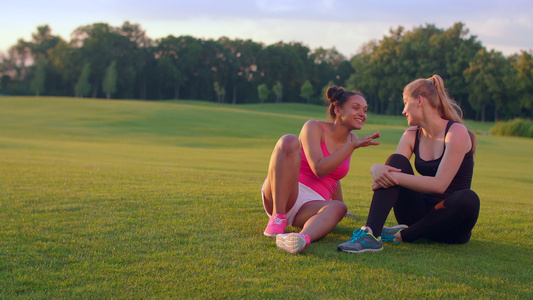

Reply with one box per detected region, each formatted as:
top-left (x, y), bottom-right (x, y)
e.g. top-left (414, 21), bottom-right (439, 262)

top-left (1, 0), bottom-right (532, 58)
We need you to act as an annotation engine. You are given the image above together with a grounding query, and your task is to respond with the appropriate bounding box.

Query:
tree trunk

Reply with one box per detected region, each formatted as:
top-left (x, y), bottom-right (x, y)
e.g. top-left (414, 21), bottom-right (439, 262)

top-left (92, 83), bottom-right (99, 98)
top-left (174, 85), bottom-right (180, 100)
top-left (139, 76), bottom-right (147, 100)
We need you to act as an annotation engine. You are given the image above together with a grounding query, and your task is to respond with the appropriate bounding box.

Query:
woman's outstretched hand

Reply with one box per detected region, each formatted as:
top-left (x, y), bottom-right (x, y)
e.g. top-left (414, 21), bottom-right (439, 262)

top-left (354, 131), bottom-right (381, 149)
top-left (371, 163), bottom-right (401, 190)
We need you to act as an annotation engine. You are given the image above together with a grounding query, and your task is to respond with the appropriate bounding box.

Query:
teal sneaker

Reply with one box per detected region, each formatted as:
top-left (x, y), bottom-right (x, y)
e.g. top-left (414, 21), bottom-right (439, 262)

top-left (381, 225), bottom-right (408, 243)
top-left (337, 226), bottom-right (383, 253)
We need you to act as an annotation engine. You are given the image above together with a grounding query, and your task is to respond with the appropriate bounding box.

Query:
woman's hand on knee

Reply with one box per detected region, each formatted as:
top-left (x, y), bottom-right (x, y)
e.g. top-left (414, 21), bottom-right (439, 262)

top-left (371, 164), bottom-right (401, 190)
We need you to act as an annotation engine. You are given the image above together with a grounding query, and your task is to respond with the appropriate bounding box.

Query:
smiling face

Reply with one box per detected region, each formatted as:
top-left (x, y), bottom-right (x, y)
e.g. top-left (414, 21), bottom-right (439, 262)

top-left (336, 95), bottom-right (368, 130)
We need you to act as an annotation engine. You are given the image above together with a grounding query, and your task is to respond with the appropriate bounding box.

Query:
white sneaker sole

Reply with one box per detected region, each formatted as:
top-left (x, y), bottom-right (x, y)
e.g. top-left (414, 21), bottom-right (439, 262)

top-left (276, 233), bottom-right (306, 254)
top-left (337, 247), bottom-right (383, 253)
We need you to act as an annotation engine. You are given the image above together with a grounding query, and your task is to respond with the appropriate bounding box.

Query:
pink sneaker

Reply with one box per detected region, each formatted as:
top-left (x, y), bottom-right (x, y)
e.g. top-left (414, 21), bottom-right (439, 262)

top-left (263, 214), bottom-right (287, 237)
top-left (276, 233), bottom-right (310, 254)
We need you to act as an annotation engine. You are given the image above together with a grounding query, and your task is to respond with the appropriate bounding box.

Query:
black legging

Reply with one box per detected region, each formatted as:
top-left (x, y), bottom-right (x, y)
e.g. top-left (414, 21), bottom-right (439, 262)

top-left (366, 154), bottom-right (480, 244)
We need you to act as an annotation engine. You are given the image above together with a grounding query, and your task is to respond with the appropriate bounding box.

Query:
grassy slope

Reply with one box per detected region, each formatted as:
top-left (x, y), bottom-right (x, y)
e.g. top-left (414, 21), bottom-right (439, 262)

top-left (0, 97), bottom-right (531, 298)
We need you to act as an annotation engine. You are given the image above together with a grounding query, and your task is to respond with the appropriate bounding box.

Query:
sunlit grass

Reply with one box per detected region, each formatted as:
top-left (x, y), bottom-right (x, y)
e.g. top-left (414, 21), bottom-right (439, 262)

top-left (0, 97), bottom-right (530, 298)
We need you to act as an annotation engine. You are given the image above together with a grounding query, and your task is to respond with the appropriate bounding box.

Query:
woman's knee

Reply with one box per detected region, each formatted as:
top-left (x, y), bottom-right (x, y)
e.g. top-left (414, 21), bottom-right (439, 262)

top-left (328, 200), bottom-right (348, 218)
top-left (446, 189), bottom-right (480, 211)
top-left (385, 154), bottom-right (413, 172)
top-left (464, 190), bottom-right (480, 209)
top-left (276, 134), bottom-right (300, 155)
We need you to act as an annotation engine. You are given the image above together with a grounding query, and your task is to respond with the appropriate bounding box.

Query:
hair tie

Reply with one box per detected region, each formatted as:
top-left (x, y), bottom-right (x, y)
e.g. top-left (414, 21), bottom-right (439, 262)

top-left (428, 76), bottom-right (436, 84)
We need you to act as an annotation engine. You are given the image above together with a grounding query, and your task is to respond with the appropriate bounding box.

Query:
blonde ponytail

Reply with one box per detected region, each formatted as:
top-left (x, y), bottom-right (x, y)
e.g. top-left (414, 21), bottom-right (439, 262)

top-left (431, 75), bottom-right (462, 122)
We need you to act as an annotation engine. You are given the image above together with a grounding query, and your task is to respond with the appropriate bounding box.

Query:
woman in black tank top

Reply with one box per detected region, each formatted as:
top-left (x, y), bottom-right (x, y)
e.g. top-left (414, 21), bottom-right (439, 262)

top-left (338, 75), bottom-right (480, 254)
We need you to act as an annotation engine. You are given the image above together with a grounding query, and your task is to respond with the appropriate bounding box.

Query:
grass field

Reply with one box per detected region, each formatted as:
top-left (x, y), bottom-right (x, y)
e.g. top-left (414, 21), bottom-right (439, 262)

top-left (0, 96), bottom-right (531, 299)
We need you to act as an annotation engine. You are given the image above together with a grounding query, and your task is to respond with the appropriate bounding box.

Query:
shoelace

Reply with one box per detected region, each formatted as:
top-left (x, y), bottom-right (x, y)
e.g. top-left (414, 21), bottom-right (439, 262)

top-left (381, 231), bottom-right (394, 241)
top-left (349, 229), bottom-right (366, 242)
top-left (273, 217), bottom-right (285, 225)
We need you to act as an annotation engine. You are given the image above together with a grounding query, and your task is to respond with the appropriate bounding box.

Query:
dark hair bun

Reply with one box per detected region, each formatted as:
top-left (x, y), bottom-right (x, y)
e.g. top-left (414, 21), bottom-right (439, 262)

top-left (326, 86), bottom-right (344, 103)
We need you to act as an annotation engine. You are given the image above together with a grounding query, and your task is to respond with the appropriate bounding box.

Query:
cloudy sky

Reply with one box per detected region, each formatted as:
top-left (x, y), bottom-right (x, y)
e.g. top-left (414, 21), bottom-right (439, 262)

top-left (1, 0), bottom-right (532, 58)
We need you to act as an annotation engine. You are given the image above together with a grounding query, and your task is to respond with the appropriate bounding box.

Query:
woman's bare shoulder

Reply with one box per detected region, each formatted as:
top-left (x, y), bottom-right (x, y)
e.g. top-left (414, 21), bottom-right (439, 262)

top-left (401, 126), bottom-right (418, 138)
top-left (303, 119), bottom-right (323, 128)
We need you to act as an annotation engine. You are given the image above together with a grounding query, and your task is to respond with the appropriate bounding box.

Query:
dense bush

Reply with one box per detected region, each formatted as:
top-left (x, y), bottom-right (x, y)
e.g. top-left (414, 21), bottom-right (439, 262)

top-left (490, 118), bottom-right (533, 138)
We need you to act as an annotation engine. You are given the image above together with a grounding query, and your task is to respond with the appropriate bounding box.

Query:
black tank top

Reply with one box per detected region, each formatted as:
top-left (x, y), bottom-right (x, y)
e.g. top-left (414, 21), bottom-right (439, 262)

top-left (414, 120), bottom-right (474, 200)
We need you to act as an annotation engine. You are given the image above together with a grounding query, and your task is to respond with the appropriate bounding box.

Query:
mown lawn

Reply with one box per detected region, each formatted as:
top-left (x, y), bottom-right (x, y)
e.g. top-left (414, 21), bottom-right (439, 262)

top-left (0, 97), bottom-right (531, 298)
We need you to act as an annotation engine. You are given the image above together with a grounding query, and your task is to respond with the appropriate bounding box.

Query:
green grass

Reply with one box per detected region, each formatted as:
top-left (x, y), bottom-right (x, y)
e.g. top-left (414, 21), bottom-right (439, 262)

top-left (0, 97), bottom-right (531, 299)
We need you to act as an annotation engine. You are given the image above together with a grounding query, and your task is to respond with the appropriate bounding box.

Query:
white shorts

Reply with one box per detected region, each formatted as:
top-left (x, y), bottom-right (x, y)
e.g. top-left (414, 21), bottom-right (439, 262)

top-left (262, 181), bottom-right (326, 226)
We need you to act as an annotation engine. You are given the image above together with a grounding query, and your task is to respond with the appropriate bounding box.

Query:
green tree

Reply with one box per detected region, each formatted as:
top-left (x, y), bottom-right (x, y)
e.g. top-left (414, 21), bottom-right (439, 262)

top-left (71, 22), bottom-right (151, 99)
top-left (464, 49), bottom-right (509, 121)
top-left (0, 75), bottom-right (13, 90)
top-left (10, 39), bottom-right (33, 83)
top-left (72, 23), bottom-right (117, 98)
top-left (30, 25), bottom-right (62, 58)
top-left (74, 62), bottom-right (91, 97)
top-left (309, 47), bottom-right (352, 104)
top-left (217, 37), bottom-right (263, 104)
top-left (441, 23), bottom-right (483, 115)
top-left (272, 81), bottom-right (283, 103)
top-left (346, 40), bottom-right (379, 112)
top-left (260, 42), bottom-right (311, 103)
top-left (322, 80), bottom-right (335, 100)
top-left (257, 83), bottom-right (270, 104)
top-left (30, 56), bottom-right (46, 96)
top-left (102, 61), bottom-right (117, 99)
top-left (156, 56), bottom-right (179, 99)
top-left (347, 23), bottom-right (484, 116)
top-left (156, 35), bottom-right (202, 100)
top-left (300, 80), bottom-right (314, 103)
top-left (118, 22), bottom-right (153, 99)
top-left (213, 81), bottom-right (226, 103)
top-left (28, 25), bottom-right (63, 95)
top-left (513, 51), bottom-right (533, 117)
top-left (46, 39), bottom-right (83, 96)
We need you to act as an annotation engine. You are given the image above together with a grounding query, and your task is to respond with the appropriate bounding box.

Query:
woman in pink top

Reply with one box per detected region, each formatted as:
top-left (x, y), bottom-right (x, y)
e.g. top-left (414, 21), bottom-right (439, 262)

top-left (262, 86), bottom-right (380, 253)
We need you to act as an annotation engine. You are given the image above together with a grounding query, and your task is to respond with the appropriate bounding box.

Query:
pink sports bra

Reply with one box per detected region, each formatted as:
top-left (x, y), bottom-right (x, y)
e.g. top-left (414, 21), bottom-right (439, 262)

top-left (298, 125), bottom-right (352, 200)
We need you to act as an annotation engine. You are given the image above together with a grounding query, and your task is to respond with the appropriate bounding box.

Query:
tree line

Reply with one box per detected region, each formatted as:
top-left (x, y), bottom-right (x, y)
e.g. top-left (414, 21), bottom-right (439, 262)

top-left (0, 21), bottom-right (531, 121)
